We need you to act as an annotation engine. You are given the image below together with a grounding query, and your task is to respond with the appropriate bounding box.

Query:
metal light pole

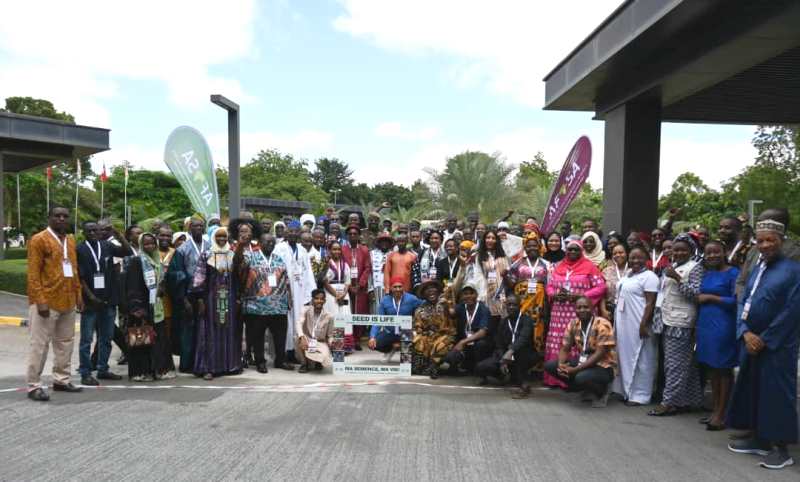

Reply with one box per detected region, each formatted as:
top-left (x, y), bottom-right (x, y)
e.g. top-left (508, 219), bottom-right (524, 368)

top-left (331, 188), bottom-right (341, 205)
top-left (210, 95), bottom-right (240, 219)
top-left (748, 199), bottom-right (763, 228)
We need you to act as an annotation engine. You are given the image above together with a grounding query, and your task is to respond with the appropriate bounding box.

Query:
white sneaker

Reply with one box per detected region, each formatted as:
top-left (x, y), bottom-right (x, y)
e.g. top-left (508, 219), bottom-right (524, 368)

top-left (160, 371), bottom-right (177, 380)
top-left (383, 349), bottom-right (396, 364)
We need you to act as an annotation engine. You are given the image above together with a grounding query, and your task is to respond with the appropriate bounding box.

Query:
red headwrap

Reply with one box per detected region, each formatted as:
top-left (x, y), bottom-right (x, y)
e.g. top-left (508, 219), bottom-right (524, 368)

top-left (554, 238), bottom-right (601, 277)
top-left (389, 276), bottom-right (405, 287)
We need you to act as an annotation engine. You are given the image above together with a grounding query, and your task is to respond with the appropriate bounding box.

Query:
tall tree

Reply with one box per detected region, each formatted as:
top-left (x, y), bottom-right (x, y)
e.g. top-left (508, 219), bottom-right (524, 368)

top-left (310, 158), bottom-right (355, 202)
top-left (242, 149), bottom-right (328, 208)
top-left (427, 151), bottom-right (517, 221)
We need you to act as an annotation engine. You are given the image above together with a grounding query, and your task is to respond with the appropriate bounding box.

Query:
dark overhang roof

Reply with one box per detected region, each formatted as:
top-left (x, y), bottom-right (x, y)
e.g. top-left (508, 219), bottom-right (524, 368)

top-left (543, 0), bottom-right (800, 124)
top-left (0, 111), bottom-right (110, 172)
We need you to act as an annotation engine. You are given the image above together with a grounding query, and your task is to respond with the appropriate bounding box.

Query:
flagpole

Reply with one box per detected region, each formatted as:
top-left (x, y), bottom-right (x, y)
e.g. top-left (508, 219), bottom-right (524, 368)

top-left (74, 159), bottom-right (81, 234)
top-left (16, 174), bottom-right (21, 229)
top-left (123, 160), bottom-right (129, 228)
top-left (46, 167), bottom-right (50, 214)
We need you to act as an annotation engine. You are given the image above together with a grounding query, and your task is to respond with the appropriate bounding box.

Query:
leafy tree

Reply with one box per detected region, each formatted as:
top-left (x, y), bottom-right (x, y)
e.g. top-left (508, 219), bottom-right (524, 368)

top-left (426, 151), bottom-right (517, 222)
top-left (99, 165), bottom-right (193, 227)
top-left (752, 125), bottom-right (799, 181)
top-left (658, 172), bottom-right (739, 232)
top-left (310, 157), bottom-right (355, 202)
top-left (369, 182), bottom-right (415, 209)
top-left (242, 149), bottom-right (328, 209)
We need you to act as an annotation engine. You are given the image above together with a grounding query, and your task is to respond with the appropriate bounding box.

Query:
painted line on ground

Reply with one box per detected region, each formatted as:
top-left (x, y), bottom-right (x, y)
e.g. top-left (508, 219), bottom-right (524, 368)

top-left (0, 316), bottom-right (26, 327)
top-left (0, 379), bottom-right (552, 394)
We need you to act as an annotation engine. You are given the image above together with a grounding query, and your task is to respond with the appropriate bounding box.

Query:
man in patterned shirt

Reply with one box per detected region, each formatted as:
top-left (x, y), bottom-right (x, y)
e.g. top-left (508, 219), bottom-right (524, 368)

top-left (544, 295), bottom-right (617, 407)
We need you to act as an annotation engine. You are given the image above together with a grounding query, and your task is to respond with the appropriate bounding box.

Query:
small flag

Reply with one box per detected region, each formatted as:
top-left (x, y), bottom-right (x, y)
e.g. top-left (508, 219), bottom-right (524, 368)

top-left (100, 163), bottom-right (108, 183)
top-left (76, 158), bottom-right (82, 179)
top-left (124, 162), bottom-right (129, 184)
top-left (46, 166), bottom-right (52, 180)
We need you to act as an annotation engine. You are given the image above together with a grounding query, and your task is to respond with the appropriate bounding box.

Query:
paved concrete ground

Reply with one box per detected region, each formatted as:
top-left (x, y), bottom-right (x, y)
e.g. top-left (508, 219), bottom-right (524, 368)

top-left (0, 290), bottom-right (29, 325)
top-left (0, 324), bottom-right (798, 481)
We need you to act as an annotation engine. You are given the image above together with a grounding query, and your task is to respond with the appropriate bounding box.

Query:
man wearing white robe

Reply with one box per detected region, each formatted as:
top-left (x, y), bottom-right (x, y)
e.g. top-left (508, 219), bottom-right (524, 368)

top-left (275, 222), bottom-right (316, 353)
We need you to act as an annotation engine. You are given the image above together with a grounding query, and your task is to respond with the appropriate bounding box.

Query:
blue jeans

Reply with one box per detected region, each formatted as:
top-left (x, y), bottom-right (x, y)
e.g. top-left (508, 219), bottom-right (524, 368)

top-left (79, 305), bottom-right (116, 377)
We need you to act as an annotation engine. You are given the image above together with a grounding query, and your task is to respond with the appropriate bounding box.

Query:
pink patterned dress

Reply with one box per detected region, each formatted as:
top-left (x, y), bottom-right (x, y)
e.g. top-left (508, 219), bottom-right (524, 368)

top-left (544, 268), bottom-right (606, 387)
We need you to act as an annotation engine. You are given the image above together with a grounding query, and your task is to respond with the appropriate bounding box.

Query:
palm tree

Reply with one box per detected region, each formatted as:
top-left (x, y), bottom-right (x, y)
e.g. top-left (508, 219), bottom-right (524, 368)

top-left (426, 151), bottom-right (518, 222)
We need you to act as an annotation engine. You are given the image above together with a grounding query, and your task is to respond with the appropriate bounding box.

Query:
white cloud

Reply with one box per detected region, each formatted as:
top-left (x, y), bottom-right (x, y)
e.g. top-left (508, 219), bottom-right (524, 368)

top-left (374, 122), bottom-right (440, 141)
top-left (0, 0), bottom-right (257, 127)
top-left (334, 0), bottom-right (622, 107)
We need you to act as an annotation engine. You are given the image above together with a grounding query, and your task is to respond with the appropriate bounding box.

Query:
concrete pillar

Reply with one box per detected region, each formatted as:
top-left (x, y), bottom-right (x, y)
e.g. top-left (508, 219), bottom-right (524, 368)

top-left (0, 152), bottom-right (4, 260)
top-left (602, 97), bottom-right (662, 236)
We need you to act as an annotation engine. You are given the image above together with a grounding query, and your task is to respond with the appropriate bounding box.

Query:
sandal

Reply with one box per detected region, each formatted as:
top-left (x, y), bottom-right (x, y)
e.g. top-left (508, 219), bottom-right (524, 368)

top-left (512, 386), bottom-right (531, 399)
top-left (706, 423), bottom-right (726, 431)
top-left (698, 416), bottom-right (711, 424)
top-left (647, 405), bottom-right (678, 416)
top-left (203, 373), bottom-right (213, 381)
top-left (298, 364), bottom-right (309, 374)
top-left (624, 400), bottom-right (642, 407)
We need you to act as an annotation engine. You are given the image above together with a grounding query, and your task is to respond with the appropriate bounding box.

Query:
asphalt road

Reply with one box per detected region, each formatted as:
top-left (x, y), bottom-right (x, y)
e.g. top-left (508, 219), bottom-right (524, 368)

top-left (0, 324), bottom-right (798, 481)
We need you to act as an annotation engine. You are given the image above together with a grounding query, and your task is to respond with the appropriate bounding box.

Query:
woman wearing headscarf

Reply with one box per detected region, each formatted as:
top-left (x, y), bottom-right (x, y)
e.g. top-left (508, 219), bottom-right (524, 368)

top-left (323, 240), bottom-right (352, 337)
top-left (172, 231), bottom-right (188, 250)
top-left (507, 232), bottom-right (550, 368)
top-left (544, 238), bottom-right (606, 388)
top-left (648, 233), bottom-right (704, 415)
top-left (191, 227), bottom-right (242, 380)
top-left (544, 232), bottom-right (566, 264)
top-left (122, 233), bottom-right (172, 381)
top-left (300, 213), bottom-right (316, 231)
top-left (412, 280), bottom-right (456, 378)
top-left (581, 231), bottom-right (606, 269)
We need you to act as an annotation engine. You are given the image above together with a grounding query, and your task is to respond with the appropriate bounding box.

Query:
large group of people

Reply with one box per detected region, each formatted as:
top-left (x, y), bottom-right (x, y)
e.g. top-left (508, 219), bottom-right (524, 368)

top-left (24, 203), bottom-right (800, 469)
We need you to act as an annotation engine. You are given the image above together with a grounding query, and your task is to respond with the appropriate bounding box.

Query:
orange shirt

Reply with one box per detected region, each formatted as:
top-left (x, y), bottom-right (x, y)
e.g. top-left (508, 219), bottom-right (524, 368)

top-left (27, 229), bottom-right (82, 312)
top-left (383, 250), bottom-right (417, 293)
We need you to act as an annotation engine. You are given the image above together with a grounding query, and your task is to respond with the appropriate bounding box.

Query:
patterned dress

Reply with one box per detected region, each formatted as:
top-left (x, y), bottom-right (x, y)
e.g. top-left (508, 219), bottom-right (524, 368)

top-left (412, 300), bottom-right (456, 373)
top-left (544, 265), bottom-right (606, 387)
top-left (508, 256), bottom-right (550, 364)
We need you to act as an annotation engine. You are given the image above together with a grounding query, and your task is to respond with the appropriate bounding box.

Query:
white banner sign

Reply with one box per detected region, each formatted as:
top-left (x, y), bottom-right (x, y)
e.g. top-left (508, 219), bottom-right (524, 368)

top-left (332, 314), bottom-right (412, 376)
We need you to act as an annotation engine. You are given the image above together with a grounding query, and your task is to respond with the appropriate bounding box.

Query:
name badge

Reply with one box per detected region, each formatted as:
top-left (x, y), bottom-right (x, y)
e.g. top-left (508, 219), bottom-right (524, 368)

top-left (149, 288), bottom-right (157, 305)
top-left (62, 260), bottom-right (74, 278)
top-left (308, 338), bottom-right (318, 352)
top-left (487, 271), bottom-right (497, 282)
top-left (527, 282), bottom-right (536, 294)
top-left (351, 268), bottom-right (358, 278)
top-left (617, 297), bottom-right (625, 313)
top-left (93, 273), bottom-right (105, 289)
top-left (741, 301), bottom-right (751, 321)
top-left (429, 267), bottom-right (437, 278)
top-left (579, 355), bottom-right (588, 364)
top-left (268, 274), bottom-right (277, 287)
top-left (144, 271), bottom-right (156, 287)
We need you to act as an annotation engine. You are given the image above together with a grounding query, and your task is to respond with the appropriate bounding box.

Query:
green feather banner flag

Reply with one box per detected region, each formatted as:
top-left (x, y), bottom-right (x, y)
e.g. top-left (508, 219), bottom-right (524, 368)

top-left (163, 126), bottom-right (220, 220)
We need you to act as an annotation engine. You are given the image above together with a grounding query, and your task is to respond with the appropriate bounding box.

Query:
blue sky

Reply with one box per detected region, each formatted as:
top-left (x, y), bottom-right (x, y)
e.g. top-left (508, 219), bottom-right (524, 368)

top-left (0, 0), bottom-right (756, 194)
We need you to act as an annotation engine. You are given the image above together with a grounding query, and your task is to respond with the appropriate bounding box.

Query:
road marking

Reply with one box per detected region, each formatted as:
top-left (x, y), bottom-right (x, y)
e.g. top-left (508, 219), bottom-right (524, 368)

top-left (0, 380), bottom-right (533, 394)
top-left (0, 316), bottom-right (26, 327)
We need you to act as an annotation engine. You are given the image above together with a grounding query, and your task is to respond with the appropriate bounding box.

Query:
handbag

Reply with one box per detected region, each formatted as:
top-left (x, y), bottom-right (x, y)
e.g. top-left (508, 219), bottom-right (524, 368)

top-left (127, 324), bottom-right (156, 347)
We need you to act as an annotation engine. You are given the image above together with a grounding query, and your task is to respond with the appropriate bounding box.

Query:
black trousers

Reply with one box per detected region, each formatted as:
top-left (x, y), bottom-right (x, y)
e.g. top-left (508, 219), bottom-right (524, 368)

top-left (245, 314), bottom-right (287, 367)
top-left (543, 359), bottom-right (614, 397)
top-left (475, 346), bottom-right (537, 386)
top-left (443, 338), bottom-right (493, 373)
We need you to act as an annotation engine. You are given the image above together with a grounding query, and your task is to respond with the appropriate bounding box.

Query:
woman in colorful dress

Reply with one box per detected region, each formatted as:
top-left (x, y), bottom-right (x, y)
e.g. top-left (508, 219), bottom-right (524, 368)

top-left (648, 233), bottom-right (704, 416)
top-left (412, 280), bottom-right (456, 378)
top-left (613, 246), bottom-right (660, 405)
top-left (192, 227), bottom-right (242, 380)
top-left (544, 239), bottom-right (606, 388)
top-left (322, 241), bottom-right (352, 344)
top-left (696, 240), bottom-right (739, 430)
top-left (475, 229), bottom-right (510, 334)
top-left (507, 232), bottom-right (550, 368)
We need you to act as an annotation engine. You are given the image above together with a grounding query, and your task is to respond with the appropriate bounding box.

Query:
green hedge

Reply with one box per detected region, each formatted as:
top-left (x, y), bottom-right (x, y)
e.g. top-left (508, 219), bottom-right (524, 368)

top-left (2, 248), bottom-right (28, 260)
top-left (0, 259), bottom-right (27, 295)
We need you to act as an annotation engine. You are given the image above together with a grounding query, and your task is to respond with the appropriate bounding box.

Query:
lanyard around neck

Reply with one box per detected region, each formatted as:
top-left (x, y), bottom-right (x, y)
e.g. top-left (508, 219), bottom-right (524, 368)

top-left (47, 227), bottom-right (68, 260)
top-left (392, 296), bottom-right (402, 315)
top-left (189, 237), bottom-right (202, 257)
top-left (508, 312), bottom-right (522, 344)
top-left (581, 317), bottom-right (594, 355)
top-left (86, 240), bottom-right (102, 271)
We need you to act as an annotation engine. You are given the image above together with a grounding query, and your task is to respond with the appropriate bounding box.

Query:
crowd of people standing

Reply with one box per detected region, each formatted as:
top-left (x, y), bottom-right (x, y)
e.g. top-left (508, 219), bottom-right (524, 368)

top-left (24, 203), bottom-right (800, 470)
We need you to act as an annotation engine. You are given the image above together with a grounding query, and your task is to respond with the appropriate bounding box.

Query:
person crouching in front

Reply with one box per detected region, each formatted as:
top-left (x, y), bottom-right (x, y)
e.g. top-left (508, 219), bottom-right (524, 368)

top-left (475, 294), bottom-right (537, 398)
top-left (544, 295), bottom-right (617, 407)
top-left (295, 289), bottom-right (335, 373)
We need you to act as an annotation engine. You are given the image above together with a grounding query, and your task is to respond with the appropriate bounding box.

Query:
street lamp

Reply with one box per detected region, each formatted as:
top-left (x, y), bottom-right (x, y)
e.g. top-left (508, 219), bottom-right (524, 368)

top-left (210, 94), bottom-right (240, 219)
top-left (331, 188), bottom-right (342, 205)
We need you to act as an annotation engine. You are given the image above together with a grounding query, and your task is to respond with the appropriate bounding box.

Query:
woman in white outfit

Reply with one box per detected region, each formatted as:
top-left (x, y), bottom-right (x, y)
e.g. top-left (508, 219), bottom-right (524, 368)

top-left (614, 246), bottom-right (660, 406)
